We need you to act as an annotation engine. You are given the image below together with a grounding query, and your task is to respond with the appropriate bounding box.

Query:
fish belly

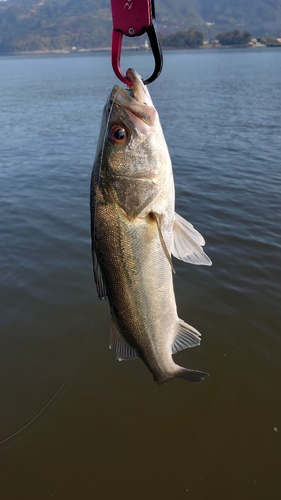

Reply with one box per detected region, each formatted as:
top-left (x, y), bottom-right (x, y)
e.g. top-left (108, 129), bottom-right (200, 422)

top-left (94, 196), bottom-right (177, 379)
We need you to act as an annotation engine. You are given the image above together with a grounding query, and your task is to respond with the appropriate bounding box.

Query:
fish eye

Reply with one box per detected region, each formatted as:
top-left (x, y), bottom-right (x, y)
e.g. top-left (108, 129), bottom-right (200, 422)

top-left (109, 124), bottom-right (128, 146)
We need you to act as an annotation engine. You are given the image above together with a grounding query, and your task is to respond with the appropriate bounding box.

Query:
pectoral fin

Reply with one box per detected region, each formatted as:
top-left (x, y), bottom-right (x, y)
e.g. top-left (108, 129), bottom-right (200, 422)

top-left (172, 212), bottom-right (212, 266)
top-left (152, 212), bottom-right (176, 274)
top-left (109, 319), bottom-right (139, 361)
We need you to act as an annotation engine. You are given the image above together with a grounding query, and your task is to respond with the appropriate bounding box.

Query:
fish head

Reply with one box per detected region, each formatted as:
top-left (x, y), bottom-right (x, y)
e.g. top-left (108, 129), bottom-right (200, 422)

top-left (94, 69), bottom-right (171, 219)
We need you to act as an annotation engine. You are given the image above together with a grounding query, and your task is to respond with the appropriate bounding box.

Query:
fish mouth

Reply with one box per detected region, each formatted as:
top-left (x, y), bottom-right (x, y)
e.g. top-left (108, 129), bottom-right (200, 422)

top-left (109, 69), bottom-right (156, 130)
top-left (126, 68), bottom-right (154, 107)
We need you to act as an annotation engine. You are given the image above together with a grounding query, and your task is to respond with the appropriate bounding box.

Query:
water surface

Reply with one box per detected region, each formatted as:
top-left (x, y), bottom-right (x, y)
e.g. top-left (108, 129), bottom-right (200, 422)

top-left (0, 49), bottom-right (281, 499)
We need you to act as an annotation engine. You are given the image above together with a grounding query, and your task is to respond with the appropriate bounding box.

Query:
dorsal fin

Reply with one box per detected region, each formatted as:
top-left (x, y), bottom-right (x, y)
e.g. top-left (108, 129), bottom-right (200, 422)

top-left (172, 212), bottom-right (212, 266)
top-left (109, 319), bottom-right (139, 361)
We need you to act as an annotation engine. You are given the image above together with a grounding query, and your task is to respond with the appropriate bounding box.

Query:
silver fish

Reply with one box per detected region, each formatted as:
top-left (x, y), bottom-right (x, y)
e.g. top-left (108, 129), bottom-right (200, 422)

top-left (90, 69), bottom-right (211, 384)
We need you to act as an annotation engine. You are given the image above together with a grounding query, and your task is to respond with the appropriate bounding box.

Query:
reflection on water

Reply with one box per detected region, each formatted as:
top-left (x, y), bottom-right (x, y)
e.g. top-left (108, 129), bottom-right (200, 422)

top-left (0, 49), bottom-right (281, 500)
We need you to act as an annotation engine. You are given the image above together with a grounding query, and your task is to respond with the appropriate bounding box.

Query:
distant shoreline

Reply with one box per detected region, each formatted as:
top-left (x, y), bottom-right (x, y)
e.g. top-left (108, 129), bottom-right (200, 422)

top-left (0, 43), bottom-right (279, 56)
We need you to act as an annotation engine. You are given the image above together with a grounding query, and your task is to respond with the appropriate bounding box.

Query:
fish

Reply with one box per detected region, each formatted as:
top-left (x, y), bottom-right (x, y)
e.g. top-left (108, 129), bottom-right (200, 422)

top-left (90, 68), bottom-right (212, 385)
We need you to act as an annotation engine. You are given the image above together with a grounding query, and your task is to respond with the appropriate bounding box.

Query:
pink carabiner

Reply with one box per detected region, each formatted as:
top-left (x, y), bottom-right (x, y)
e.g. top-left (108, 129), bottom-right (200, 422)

top-left (110, 0), bottom-right (163, 86)
top-left (111, 0), bottom-right (151, 37)
top-left (111, 30), bottom-right (133, 86)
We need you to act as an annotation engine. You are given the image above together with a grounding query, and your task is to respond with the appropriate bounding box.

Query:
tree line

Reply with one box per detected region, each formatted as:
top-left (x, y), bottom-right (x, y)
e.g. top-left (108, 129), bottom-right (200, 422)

top-left (1, 16), bottom-right (279, 53)
top-left (161, 29), bottom-right (253, 48)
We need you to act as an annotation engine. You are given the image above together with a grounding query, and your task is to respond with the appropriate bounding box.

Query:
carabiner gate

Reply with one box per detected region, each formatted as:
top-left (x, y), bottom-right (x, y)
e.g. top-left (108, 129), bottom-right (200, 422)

top-left (110, 0), bottom-right (163, 86)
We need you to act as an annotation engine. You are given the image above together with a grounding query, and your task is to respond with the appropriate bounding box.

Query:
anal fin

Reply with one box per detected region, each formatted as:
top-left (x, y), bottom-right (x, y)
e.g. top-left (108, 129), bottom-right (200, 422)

top-left (172, 319), bottom-right (201, 354)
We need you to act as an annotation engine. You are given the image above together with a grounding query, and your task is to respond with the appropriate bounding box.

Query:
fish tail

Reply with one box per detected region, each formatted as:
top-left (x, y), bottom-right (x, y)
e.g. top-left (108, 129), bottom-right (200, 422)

top-left (175, 366), bottom-right (210, 383)
top-left (155, 366), bottom-right (209, 385)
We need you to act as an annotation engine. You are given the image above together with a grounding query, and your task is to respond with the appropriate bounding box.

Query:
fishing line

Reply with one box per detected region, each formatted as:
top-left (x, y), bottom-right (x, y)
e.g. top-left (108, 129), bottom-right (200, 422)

top-left (0, 314), bottom-right (95, 450)
top-left (91, 87), bottom-right (121, 297)
top-left (92, 87), bottom-right (120, 216)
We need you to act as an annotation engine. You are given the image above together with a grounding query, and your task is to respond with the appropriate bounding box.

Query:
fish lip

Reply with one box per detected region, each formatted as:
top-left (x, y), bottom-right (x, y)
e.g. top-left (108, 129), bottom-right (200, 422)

top-left (126, 68), bottom-right (154, 106)
top-left (109, 69), bottom-right (152, 107)
top-left (108, 70), bottom-right (156, 129)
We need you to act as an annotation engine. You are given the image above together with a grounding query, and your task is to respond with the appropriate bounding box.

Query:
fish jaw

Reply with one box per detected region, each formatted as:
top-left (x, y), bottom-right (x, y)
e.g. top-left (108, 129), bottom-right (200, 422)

top-left (110, 67), bottom-right (156, 127)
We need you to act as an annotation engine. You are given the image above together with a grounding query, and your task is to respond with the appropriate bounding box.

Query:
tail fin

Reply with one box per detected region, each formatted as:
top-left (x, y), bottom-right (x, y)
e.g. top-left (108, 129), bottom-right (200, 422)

top-left (175, 366), bottom-right (210, 383)
top-left (155, 366), bottom-right (210, 384)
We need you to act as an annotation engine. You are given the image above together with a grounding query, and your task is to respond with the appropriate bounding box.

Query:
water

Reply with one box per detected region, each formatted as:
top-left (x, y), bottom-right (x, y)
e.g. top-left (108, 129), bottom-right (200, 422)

top-left (0, 49), bottom-right (281, 499)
